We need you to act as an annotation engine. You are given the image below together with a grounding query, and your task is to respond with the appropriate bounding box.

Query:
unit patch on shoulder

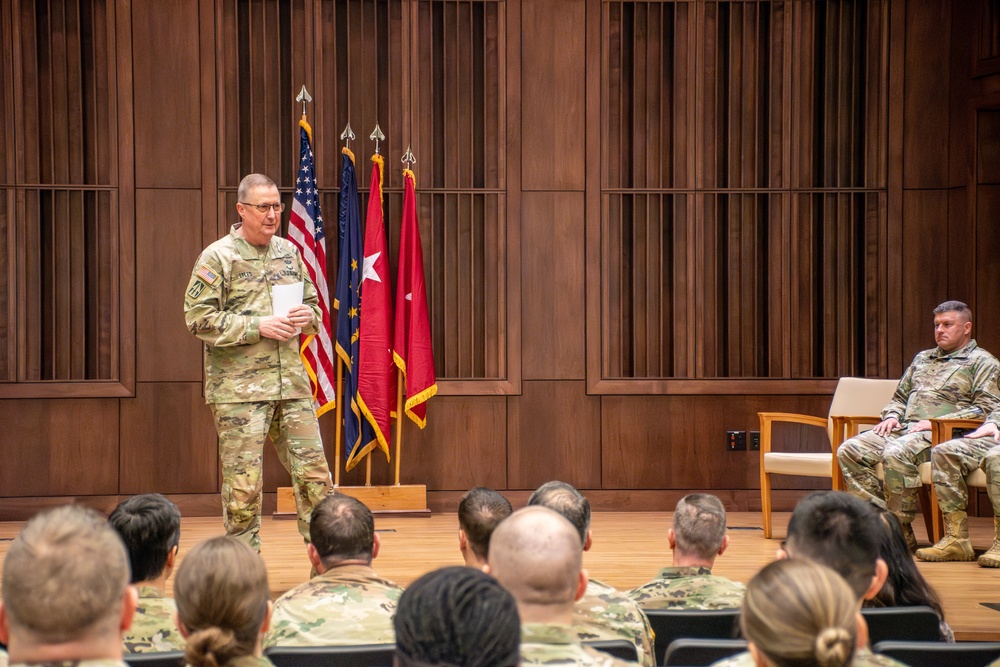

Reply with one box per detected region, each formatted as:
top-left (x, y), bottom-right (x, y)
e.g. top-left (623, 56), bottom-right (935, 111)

top-left (197, 264), bottom-right (220, 285)
top-left (187, 281), bottom-right (206, 299)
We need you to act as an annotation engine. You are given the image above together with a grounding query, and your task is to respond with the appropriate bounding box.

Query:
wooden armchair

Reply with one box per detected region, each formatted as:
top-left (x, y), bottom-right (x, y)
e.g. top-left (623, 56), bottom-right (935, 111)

top-left (926, 418), bottom-right (986, 542)
top-left (758, 377), bottom-right (899, 538)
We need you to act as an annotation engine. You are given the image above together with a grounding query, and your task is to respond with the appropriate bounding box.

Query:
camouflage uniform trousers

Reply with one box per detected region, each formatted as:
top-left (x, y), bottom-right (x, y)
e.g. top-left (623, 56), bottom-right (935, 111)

top-left (930, 436), bottom-right (1000, 516)
top-left (837, 428), bottom-right (929, 509)
top-left (211, 398), bottom-right (332, 550)
top-left (882, 431), bottom-right (936, 524)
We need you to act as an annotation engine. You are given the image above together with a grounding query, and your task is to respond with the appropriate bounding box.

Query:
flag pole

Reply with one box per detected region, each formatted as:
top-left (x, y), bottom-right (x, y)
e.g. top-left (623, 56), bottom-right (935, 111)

top-left (366, 453), bottom-right (372, 486)
top-left (333, 360), bottom-right (343, 486)
top-left (394, 369), bottom-right (403, 485)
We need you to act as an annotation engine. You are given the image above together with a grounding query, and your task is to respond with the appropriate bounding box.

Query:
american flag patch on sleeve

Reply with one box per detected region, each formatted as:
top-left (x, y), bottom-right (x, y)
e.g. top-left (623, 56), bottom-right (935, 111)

top-left (197, 264), bottom-right (220, 285)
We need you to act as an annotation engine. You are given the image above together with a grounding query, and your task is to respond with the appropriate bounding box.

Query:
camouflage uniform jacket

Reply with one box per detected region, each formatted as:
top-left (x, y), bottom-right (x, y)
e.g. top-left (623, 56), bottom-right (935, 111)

top-left (521, 622), bottom-right (640, 666)
top-left (122, 586), bottom-right (185, 653)
top-left (709, 647), bottom-right (907, 667)
top-left (573, 579), bottom-right (655, 667)
top-left (8, 661), bottom-right (127, 667)
top-left (880, 340), bottom-right (1000, 423)
top-left (627, 566), bottom-right (745, 610)
top-left (263, 564), bottom-right (403, 647)
top-left (184, 224), bottom-right (323, 404)
top-left (222, 656), bottom-right (274, 667)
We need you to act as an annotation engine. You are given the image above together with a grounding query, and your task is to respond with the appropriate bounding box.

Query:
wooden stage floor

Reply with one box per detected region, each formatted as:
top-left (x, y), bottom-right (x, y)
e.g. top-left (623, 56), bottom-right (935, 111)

top-left (2, 510), bottom-right (999, 641)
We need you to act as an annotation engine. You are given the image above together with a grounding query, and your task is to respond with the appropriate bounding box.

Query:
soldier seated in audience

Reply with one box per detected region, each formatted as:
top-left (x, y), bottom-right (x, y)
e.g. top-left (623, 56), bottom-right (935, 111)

top-left (457, 487), bottom-right (513, 568)
top-left (109, 493), bottom-right (186, 653)
top-left (394, 566), bottom-right (520, 667)
top-left (263, 493), bottom-right (403, 647)
top-left (628, 494), bottom-right (744, 609)
top-left (711, 491), bottom-right (906, 667)
top-left (0, 505), bottom-right (137, 667)
top-left (174, 537), bottom-right (273, 667)
top-left (528, 481), bottom-right (655, 667)
top-left (488, 506), bottom-right (639, 666)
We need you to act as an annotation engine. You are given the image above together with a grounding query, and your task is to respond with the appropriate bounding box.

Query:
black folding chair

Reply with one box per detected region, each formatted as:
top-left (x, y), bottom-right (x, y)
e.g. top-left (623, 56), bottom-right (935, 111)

top-left (584, 639), bottom-right (640, 662)
top-left (663, 638), bottom-right (748, 667)
top-left (264, 644), bottom-right (395, 667)
top-left (644, 609), bottom-right (741, 665)
top-left (861, 605), bottom-right (942, 643)
top-left (124, 651), bottom-right (186, 667)
top-left (873, 640), bottom-right (1000, 667)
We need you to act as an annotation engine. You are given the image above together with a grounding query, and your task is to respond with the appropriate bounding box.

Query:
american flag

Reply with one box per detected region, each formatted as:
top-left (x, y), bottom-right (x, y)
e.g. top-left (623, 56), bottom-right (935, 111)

top-left (287, 118), bottom-right (336, 416)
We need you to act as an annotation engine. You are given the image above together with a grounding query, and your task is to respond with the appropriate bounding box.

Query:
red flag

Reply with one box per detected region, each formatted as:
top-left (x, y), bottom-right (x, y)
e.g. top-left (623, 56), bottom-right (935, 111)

top-left (393, 168), bottom-right (437, 427)
top-left (287, 118), bottom-right (335, 416)
top-left (348, 153), bottom-right (395, 470)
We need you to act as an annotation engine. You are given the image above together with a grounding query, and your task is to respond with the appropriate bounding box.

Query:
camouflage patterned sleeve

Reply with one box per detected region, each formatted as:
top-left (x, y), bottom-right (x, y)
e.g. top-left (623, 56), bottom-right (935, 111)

top-left (882, 363), bottom-right (916, 421)
top-left (296, 248), bottom-right (322, 336)
top-left (937, 356), bottom-right (1000, 420)
top-left (184, 249), bottom-right (261, 347)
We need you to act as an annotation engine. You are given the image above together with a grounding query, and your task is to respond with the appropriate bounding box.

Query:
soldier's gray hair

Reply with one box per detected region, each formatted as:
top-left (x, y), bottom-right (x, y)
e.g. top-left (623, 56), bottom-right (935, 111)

top-left (237, 173), bottom-right (277, 202)
top-left (933, 300), bottom-right (971, 321)
top-left (673, 494), bottom-right (728, 559)
top-left (527, 480), bottom-right (590, 546)
top-left (2, 504), bottom-right (130, 644)
top-left (175, 537), bottom-right (269, 667)
top-left (740, 559), bottom-right (858, 667)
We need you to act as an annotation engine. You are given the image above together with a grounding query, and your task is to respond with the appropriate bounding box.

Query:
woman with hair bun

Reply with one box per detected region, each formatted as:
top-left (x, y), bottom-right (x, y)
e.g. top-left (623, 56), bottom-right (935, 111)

top-left (739, 559), bottom-right (860, 667)
top-left (174, 537), bottom-right (273, 667)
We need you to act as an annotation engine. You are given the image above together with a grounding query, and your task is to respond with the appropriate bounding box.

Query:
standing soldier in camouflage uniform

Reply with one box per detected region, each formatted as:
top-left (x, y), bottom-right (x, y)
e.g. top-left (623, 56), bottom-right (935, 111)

top-left (837, 300), bottom-right (1000, 549)
top-left (109, 494), bottom-right (186, 653)
top-left (488, 507), bottom-right (640, 667)
top-left (0, 505), bottom-right (137, 667)
top-left (264, 493), bottom-right (404, 647)
top-left (184, 173), bottom-right (333, 551)
top-left (917, 407), bottom-right (1000, 563)
top-left (628, 494), bottom-right (744, 610)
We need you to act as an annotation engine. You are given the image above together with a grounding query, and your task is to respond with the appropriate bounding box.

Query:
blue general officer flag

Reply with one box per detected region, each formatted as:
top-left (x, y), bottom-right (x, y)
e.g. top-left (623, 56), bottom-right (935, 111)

top-left (335, 148), bottom-right (364, 461)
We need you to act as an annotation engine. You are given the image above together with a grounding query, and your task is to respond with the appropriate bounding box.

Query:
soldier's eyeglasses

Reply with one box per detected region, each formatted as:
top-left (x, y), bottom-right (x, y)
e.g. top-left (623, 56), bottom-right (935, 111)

top-left (241, 202), bottom-right (285, 213)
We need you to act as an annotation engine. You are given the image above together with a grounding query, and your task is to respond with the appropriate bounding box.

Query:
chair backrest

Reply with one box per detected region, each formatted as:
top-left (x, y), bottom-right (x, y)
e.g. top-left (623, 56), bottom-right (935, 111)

top-left (872, 640), bottom-right (1000, 667)
top-left (826, 377), bottom-right (899, 440)
top-left (861, 606), bottom-right (942, 643)
top-left (645, 609), bottom-right (741, 665)
top-left (124, 651), bottom-right (186, 667)
top-left (264, 644), bottom-right (396, 667)
top-left (663, 638), bottom-right (748, 667)
top-left (583, 639), bottom-right (640, 662)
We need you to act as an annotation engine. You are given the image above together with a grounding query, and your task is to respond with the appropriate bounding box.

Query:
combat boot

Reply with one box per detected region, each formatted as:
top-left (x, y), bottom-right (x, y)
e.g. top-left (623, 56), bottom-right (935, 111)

top-left (916, 511), bottom-right (975, 562)
top-left (900, 522), bottom-right (917, 553)
top-left (978, 517), bottom-right (1000, 568)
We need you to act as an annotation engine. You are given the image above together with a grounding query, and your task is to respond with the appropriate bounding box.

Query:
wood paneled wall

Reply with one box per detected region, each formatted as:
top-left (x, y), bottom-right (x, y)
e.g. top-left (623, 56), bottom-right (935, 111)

top-left (1, 0), bottom-right (998, 517)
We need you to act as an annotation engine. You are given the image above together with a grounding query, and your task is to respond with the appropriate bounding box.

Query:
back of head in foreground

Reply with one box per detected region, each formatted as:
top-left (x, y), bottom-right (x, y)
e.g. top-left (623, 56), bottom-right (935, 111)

top-left (0, 504), bottom-right (134, 661)
top-left (308, 492), bottom-right (376, 569)
top-left (672, 493), bottom-right (729, 563)
top-left (741, 559), bottom-right (859, 667)
top-left (866, 510), bottom-right (946, 618)
top-left (486, 506), bottom-right (586, 623)
top-left (458, 487), bottom-right (513, 565)
top-left (109, 493), bottom-right (182, 584)
top-left (394, 566), bottom-right (520, 667)
top-left (527, 480), bottom-right (591, 547)
top-left (174, 537), bottom-right (270, 667)
top-left (784, 491), bottom-right (886, 601)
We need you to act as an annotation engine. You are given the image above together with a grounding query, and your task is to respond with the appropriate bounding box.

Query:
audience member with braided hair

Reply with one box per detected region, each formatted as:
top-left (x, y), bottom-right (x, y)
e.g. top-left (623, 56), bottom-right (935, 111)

top-left (738, 559), bottom-right (859, 667)
top-left (394, 566), bottom-right (519, 667)
top-left (0, 505), bottom-right (137, 667)
top-left (174, 537), bottom-right (272, 667)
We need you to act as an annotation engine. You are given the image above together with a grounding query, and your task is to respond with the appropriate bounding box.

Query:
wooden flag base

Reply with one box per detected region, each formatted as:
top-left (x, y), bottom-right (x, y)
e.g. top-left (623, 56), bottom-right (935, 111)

top-left (275, 484), bottom-right (430, 516)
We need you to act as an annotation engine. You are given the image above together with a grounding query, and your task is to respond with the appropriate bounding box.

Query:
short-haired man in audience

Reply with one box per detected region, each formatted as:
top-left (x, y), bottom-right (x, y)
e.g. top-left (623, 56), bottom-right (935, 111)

top-left (628, 494), bottom-right (744, 609)
top-left (528, 481), bottom-right (654, 667)
top-left (109, 494), bottom-right (186, 653)
top-left (264, 493), bottom-right (404, 647)
top-left (710, 492), bottom-right (905, 667)
top-left (918, 406), bottom-right (1000, 563)
top-left (457, 486), bottom-right (513, 568)
top-left (0, 505), bottom-right (137, 667)
top-left (488, 506), bottom-right (639, 666)
top-left (837, 300), bottom-right (1000, 550)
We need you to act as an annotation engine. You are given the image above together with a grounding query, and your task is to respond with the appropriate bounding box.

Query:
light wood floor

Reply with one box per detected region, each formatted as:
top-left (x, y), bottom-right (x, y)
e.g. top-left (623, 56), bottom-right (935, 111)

top-left (2, 511), bottom-right (999, 641)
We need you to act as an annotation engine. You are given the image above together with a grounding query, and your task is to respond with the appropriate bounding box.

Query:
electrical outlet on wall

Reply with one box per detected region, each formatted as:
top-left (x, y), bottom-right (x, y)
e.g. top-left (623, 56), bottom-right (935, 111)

top-left (749, 431), bottom-right (760, 450)
top-left (727, 430), bottom-right (747, 451)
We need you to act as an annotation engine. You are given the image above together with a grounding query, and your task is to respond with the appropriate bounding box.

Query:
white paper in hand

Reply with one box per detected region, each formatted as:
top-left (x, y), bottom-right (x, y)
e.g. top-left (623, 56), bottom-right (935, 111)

top-left (272, 282), bottom-right (304, 333)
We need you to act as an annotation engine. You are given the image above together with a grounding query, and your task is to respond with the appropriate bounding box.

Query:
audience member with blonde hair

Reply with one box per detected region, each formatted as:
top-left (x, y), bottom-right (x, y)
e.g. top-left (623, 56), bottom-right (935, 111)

top-left (174, 537), bottom-right (272, 667)
top-left (487, 506), bottom-right (638, 666)
top-left (0, 505), bottom-right (137, 667)
top-left (738, 559), bottom-right (860, 667)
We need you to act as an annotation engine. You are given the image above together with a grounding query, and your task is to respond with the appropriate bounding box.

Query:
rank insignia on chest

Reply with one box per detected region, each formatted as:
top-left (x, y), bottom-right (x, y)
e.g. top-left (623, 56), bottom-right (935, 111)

top-left (197, 264), bottom-right (221, 285)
